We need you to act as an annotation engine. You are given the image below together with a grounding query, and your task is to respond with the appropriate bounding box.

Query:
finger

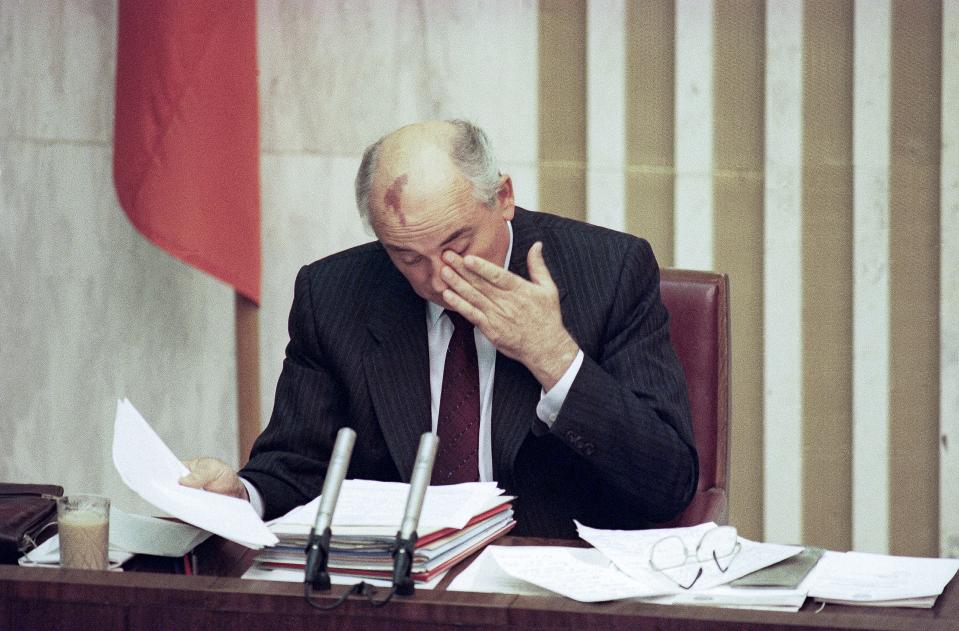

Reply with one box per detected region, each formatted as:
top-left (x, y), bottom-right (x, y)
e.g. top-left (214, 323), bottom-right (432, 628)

top-left (462, 253), bottom-right (521, 289)
top-left (441, 288), bottom-right (487, 328)
top-left (526, 241), bottom-right (555, 287)
top-left (442, 250), bottom-right (496, 291)
top-left (440, 264), bottom-right (498, 311)
top-left (180, 459), bottom-right (215, 482)
top-left (179, 458), bottom-right (213, 485)
top-left (203, 469), bottom-right (238, 494)
top-left (442, 251), bottom-right (515, 309)
top-left (178, 468), bottom-right (208, 488)
top-left (178, 475), bottom-right (201, 488)
top-left (179, 459), bottom-right (246, 498)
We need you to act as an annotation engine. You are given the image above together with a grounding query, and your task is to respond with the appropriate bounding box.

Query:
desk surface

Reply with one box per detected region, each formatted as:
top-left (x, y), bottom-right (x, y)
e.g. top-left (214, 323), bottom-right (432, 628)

top-left (3, 536), bottom-right (958, 631)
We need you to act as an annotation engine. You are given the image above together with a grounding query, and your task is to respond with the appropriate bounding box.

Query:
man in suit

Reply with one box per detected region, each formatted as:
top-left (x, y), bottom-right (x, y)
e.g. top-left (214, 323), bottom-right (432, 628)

top-left (182, 120), bottom-right (697, 538)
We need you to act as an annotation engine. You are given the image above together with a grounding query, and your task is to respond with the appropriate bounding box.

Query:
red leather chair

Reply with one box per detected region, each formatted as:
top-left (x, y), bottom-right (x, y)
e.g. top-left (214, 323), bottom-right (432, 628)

top-left (658, 268), bottom-right (730, 526)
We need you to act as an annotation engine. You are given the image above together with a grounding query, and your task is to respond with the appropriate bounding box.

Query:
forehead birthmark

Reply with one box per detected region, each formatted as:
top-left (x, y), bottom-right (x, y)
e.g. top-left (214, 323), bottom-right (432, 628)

top-left (384, 173), bottom-right (409, 226)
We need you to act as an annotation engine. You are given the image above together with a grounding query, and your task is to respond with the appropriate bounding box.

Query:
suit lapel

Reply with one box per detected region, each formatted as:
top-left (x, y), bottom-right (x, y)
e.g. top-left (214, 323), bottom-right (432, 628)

top-left (491, 208), bottom-right (568, 481)
top-left (508, 208), bottom-right (570, 302)
top-left (491, 353), bottom-right (541, 483)
top-left (364, 265), bottom-right (431, 482)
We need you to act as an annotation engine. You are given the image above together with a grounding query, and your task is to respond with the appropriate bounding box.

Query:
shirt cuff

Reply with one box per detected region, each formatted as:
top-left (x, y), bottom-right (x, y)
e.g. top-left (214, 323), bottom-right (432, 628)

top-left (240, 477), bottom-right (265, 518)
top-left (536, 349), bottom-right (584, 427)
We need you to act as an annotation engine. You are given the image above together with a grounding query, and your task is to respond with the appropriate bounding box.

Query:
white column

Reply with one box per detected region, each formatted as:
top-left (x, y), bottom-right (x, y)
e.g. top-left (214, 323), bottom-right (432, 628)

top-left (763, 0), bottom-right (804, 544)
top-left (585, 0), bottom-right (626, 231)
top-left (851, 0), bottom-right (892, 555)
top-left (673, 0), bottom-right (714, 270)
top-left (940, 0), bottom-right (959, 559)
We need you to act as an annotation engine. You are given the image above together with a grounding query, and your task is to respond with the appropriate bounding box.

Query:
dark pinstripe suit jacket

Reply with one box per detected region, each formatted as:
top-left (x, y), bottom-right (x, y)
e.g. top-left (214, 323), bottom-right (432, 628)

top-left (240, 208), bottom-right (697, 539)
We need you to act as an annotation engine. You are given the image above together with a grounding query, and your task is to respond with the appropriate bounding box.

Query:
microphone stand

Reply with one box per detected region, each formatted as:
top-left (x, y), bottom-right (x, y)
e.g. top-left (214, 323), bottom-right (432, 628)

top-left (303, 427), bottom-right (356, 593)
top-left (380, 432), bottom-right (438, 601)
top-left (304, 526), bottom-right (333, 591)
top-left (390, 531), bottom-right (418, 596)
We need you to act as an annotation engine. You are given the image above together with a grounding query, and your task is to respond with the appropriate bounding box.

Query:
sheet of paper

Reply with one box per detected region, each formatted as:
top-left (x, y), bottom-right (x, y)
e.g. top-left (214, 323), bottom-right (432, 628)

top-left (448, 545), bottom-right (608, 596)
top-left (241, 564), bottom-right (448, 590)
top-left (112, 398), bottom-right (277, 548)
top-left (270, 479), bottom-right (507, 535)
top-left (815, 596), bottom-right (938, 608)
top-left (450, 545), bottom-right (808, 612)
top-left (488, 546), bottom-right (666, 602)
top-left (577, 521), bottom-right (803, 592)
top-left (19, 534), bottom-right (134, 568)
top-left (109, 506), bottom-right (211, 556)
top-left (643, 585), bottom-right (807, 612)
top-left (806, 550), bottom-right (959, 602)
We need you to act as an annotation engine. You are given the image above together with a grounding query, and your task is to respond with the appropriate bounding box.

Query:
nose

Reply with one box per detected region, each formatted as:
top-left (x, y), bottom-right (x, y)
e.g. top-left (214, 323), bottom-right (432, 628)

top-left (428, 257), bottom-right (448, 296)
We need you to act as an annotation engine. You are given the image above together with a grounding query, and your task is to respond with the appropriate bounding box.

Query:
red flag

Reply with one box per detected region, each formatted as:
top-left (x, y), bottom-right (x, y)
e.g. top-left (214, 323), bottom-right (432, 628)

top-left (114, 0), bottom-right (260, 303)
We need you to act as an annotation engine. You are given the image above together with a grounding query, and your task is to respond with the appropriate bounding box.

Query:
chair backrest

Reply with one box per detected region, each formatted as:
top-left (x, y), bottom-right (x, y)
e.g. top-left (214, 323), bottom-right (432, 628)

top-left (658, 268), bottom-right (730, 526)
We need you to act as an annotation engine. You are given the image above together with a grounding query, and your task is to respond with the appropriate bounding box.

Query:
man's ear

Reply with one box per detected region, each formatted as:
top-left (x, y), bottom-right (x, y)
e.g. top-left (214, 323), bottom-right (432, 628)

top-left (497, 174), bottom-right (515, 220)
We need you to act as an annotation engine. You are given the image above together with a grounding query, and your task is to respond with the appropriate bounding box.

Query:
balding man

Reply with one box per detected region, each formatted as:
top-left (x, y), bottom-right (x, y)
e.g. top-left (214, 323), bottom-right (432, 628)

top-left (182, 120), bottom-right (697, 538)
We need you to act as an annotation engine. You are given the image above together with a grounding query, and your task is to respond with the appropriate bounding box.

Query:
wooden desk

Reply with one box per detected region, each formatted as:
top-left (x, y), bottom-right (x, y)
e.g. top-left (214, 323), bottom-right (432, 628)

top-left (3, 536), bottom-right (958, 631)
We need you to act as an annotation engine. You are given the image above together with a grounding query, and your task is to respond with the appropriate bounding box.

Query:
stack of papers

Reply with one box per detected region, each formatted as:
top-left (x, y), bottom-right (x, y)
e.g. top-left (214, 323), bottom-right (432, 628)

top-left (249, 479), bottom-right (515, 582)
top-left (106, 506), bottom-right (211, 556)
top-left (452, 526), bottom-right (959, 613)
top-left (806, 551), bottom-right (959, 608)
top-left (448, 522), bottom-right (805, 609)
top-left (730, 546), bottom-right (824, 589)
top-left (452, 544), bottom-right (811, 612)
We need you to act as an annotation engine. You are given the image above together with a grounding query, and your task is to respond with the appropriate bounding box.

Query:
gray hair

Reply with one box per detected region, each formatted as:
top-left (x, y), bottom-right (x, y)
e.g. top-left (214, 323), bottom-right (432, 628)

top-left (354, 119), bottom-right (502, 225)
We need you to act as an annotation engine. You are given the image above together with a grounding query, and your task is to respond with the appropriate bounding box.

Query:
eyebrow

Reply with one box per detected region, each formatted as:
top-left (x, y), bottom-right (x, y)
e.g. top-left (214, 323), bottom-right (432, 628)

top-left (440, 228), bottom-right (471, 247)
top-left (384, 228), bottom-right (472, 255)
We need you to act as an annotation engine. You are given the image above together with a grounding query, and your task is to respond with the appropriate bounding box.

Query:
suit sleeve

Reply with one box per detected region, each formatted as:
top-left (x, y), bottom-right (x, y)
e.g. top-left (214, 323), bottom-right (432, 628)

top-left (550, 239), bottom-right (698, 523)
top-left (239, 265), bottom-right (346, 520)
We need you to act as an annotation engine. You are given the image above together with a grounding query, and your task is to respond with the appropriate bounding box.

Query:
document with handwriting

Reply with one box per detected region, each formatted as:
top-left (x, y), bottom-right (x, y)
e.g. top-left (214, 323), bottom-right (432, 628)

top-left (487, 546), bottom-right (666, 602)
top-left (806, 551), bottom-right (959, 606)
top-left (577, 521), bottom-right (803, 591)
top-left (449, 545), bottom-right (607, 596)
top-left (451, 545), bottom-right (808, 611)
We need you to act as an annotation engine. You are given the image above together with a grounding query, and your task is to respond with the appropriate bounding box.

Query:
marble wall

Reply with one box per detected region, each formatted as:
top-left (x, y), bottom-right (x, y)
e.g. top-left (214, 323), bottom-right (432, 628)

top-left (0, 0), bottom-right (540, 516)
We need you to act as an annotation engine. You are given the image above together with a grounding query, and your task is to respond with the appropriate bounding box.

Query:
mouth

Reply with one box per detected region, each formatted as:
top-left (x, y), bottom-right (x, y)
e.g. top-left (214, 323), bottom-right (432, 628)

top-left (414, 287), bottom-right (448, 308)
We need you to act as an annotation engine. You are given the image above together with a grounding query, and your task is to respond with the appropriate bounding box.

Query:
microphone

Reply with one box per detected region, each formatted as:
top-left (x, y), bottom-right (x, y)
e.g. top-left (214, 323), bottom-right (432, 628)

top-left (304, 427), bottom-right (356, 591)
top-left (391, 432), bottom-right (438, 596)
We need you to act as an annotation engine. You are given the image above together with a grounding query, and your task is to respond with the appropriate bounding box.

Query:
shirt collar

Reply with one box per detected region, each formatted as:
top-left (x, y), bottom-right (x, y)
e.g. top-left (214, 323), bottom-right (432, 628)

top-left (427, 220), bottom-right (514, 328)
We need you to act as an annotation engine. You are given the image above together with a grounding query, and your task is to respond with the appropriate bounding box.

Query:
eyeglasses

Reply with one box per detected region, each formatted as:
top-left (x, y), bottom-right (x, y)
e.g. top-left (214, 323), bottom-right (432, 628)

top-left (648, 525), bottom-right (741, 590)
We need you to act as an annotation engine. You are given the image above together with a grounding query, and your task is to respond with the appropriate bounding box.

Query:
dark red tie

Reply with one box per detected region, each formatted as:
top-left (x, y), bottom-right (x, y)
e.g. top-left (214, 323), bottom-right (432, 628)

top-left (432, 311), bottom-right (480, 484)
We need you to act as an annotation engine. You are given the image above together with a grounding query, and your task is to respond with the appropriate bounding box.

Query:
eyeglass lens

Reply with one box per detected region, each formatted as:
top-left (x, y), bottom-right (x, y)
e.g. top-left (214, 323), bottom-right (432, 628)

top-left (696, 526), bottom-right (739, 571)
top-left (649, 526), bottom-right (741, 588)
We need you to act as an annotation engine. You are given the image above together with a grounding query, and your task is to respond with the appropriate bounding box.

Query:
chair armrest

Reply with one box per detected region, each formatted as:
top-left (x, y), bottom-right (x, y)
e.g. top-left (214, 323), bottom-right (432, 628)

top-left (661, 488), bottom-right (729, 527)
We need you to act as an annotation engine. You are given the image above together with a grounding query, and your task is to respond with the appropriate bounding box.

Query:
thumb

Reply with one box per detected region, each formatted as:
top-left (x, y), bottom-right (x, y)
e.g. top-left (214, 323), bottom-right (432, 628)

top-left (178, 458), bottom-right (205, 486)
top-left (178, 458), bottom-right (212, 489)
top-left (526, 241), bottom-right (554, 286)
